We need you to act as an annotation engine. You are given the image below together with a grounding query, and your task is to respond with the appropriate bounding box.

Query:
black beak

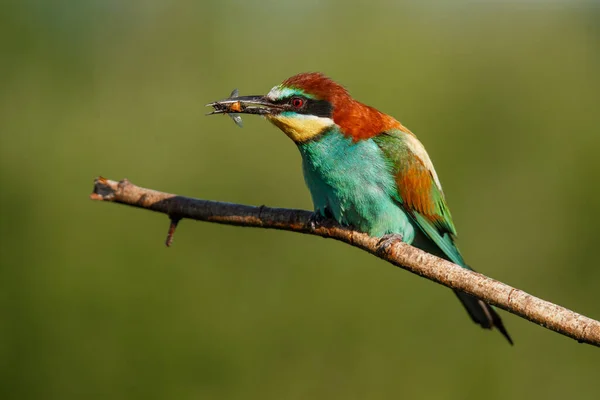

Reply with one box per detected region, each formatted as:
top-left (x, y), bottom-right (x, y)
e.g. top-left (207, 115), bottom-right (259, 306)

top-left (206, 93), bottom-right (283, 116)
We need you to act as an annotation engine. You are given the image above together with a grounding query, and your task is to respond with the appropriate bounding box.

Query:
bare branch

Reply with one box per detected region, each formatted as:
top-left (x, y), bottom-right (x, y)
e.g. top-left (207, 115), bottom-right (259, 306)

top-left (90, 177), bottom-right (600, 347)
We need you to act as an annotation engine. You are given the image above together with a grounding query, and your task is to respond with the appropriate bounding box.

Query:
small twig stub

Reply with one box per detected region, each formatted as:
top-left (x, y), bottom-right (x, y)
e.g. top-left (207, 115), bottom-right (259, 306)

top-left (165, 217), bottom-right (181, 247)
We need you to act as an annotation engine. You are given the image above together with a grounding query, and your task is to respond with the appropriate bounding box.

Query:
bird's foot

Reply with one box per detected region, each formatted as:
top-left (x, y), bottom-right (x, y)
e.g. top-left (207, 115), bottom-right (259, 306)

top-left (376, 233), bottom-right (404, 255)
top-left (307, 212), bottom-right (327, 230)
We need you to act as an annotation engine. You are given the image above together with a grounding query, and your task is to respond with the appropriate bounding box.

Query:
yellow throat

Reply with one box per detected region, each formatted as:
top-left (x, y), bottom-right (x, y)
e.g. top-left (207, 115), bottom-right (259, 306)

top-left (266, 114), bottom-right (335, 142)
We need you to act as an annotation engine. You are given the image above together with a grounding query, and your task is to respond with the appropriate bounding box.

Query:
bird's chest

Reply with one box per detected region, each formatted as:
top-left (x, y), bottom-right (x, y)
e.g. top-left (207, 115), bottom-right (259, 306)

top-left (298, 130), bottom-right (406, 236)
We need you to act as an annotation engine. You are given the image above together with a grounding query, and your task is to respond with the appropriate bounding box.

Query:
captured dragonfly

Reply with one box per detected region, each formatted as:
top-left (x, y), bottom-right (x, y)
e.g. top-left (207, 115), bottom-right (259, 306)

top-left (206, 89), bottom-right (284, 128)
top-left (206, 89), bottom-right (244, 127)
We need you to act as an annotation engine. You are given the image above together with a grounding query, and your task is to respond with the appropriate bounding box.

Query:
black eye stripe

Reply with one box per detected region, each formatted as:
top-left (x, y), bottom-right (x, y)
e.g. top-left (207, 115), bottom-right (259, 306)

top-left (274, 96), bottom-right (333, 118)
top-left (304, 99), bottom-right (333, 118)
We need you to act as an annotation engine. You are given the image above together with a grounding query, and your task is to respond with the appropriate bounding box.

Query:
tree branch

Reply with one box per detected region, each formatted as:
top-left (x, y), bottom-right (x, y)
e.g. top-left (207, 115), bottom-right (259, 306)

top-left (90, 176), bottom-right (600, 347)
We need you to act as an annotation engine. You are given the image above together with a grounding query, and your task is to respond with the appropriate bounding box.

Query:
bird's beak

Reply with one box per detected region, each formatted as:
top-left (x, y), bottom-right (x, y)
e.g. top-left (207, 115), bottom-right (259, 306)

top-left (206, 94), bottom-right (283, 116)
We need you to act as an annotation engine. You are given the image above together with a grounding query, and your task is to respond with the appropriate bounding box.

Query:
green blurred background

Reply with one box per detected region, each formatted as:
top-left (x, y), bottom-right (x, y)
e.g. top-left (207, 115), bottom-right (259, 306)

top-left (1, 1), bottom-right (599, 399)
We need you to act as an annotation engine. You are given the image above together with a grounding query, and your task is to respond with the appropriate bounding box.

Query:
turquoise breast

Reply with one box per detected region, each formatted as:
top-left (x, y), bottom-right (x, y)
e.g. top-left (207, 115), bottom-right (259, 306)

top-left (298, 128), bottom-right (416, 241)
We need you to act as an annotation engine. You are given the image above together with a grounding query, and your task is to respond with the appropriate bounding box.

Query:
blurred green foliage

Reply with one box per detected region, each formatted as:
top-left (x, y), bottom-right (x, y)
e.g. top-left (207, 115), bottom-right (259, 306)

top-left (1, 1), bottom-right (599, 399)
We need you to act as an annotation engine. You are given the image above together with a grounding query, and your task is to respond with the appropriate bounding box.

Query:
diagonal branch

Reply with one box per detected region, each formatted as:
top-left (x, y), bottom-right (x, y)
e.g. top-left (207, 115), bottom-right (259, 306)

top-left (90, 176), bottom-right (600, 347)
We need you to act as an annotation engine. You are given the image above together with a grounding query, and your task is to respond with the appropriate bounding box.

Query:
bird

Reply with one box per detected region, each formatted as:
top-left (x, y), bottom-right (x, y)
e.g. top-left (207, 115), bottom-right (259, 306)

top-left (208, 72), bottom-right (512, 344)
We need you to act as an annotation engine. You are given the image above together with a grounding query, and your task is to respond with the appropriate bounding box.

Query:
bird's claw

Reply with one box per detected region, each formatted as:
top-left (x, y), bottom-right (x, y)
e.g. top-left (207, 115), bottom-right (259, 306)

top-left (307, 212), bottom-right (326, 230)
top-left (376, 233), bottom-right (404, 255)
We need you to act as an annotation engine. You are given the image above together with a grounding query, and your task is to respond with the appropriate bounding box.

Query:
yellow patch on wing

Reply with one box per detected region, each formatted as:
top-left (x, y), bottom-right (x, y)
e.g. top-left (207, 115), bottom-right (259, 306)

top-left (267, 115), bottom-right (334, 142)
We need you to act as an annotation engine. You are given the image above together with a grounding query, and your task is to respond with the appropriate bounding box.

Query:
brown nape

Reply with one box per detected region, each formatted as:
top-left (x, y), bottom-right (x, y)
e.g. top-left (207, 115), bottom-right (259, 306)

top-left (334, 99), bottom-right (405, 140)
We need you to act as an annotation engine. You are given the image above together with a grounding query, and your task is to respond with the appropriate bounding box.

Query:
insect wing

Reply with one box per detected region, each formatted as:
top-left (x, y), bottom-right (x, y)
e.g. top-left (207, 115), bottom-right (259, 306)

top-left (229, 113), bottom-right (243, 128)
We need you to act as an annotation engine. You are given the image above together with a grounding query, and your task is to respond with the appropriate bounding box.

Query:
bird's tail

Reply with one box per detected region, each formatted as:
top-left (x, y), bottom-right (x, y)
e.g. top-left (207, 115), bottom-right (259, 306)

top-left (410, 228), bottom-right (512, 344)
top-left (454, 290), bottom-right (513, 345)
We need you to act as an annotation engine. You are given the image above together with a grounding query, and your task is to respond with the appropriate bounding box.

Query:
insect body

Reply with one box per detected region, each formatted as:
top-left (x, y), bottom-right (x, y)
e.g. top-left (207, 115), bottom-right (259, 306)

top-left (206, 89), bottom-right (244, 127)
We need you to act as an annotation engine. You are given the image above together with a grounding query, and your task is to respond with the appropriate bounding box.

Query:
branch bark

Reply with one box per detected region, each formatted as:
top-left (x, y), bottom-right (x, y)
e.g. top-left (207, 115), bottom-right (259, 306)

top-left (90, 176), bottom-right (600, 347)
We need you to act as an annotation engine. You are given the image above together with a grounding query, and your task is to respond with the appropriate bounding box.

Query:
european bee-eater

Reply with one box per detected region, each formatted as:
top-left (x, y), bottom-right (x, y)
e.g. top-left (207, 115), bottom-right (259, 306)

top-left (208, 72), bottom-right (512, 344)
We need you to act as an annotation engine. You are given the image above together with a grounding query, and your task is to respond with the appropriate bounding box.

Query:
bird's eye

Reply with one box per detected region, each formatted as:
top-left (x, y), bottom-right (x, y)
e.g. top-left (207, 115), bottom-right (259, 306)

top-left (291, 97), bottom-right (304, 108)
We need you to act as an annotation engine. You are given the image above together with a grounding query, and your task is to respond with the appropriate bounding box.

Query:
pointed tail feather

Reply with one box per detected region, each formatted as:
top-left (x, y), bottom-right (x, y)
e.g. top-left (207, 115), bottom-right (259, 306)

top-left (409, 229), bottom-right (512, 343)
top-left (454, 291), bottom-right (513, 345)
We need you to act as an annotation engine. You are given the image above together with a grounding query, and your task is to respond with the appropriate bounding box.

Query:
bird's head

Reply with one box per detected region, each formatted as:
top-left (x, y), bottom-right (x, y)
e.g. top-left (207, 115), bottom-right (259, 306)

top-left (210, 72), bottom-right (403, 142)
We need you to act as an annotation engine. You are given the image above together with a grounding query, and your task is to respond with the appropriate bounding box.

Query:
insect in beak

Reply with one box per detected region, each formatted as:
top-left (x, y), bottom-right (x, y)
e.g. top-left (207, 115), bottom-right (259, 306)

top-left (206, 89), bottom-right (283, 128)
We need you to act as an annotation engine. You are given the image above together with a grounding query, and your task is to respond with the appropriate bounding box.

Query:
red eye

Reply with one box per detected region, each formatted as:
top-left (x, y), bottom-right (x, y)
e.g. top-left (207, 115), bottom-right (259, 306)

top-left (291, 97), bottom-right (304, 108)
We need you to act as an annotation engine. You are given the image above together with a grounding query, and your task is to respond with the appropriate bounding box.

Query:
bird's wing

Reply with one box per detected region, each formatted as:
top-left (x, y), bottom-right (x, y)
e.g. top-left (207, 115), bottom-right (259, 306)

top-left (375, 130), bottom-right (512, 341)
top-left (373, 129), bottom-right (464, 265)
